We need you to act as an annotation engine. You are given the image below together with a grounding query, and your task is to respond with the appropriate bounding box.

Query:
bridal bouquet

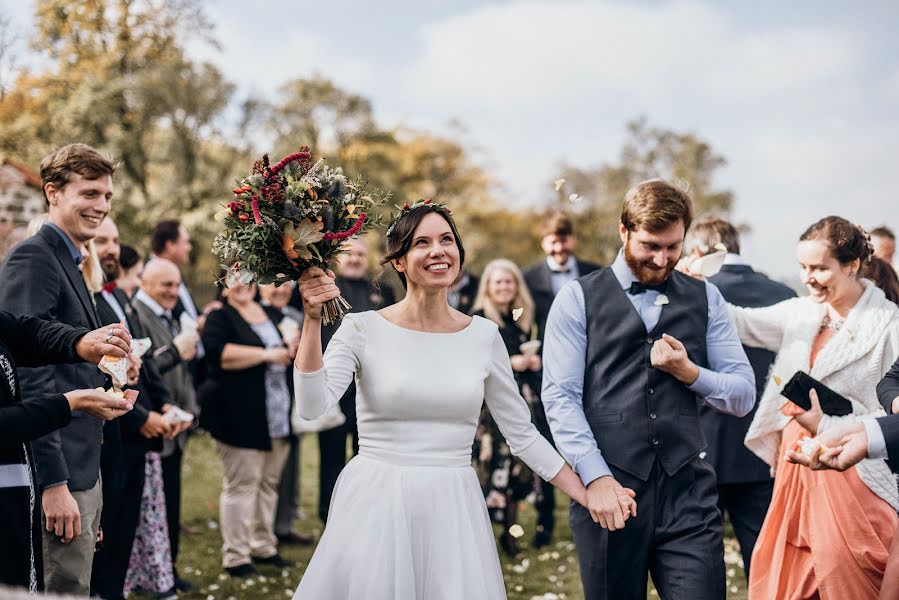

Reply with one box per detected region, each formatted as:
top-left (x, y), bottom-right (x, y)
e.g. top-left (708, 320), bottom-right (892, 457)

top-left (212, 147), bottom-right (389, 324)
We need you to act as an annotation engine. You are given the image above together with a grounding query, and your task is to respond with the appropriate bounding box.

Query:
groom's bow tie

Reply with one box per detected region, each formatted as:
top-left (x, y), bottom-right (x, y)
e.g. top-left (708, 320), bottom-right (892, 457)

top-left (628, 280), bottom-right (668, 295)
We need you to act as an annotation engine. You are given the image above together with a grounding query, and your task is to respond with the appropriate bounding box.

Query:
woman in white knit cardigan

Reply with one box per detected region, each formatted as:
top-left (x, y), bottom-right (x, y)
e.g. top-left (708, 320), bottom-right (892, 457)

top-left (728, 217), bottom-right (898, 600)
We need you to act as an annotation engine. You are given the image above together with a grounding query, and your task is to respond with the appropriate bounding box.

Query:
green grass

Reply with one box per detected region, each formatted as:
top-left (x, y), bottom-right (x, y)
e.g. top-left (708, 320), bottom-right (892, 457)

top-left (158, 432), bottom-right (748, 600)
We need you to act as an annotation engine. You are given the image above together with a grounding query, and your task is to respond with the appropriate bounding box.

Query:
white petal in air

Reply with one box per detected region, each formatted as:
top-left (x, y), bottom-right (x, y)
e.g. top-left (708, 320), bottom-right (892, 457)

top-left (553, 178), bottom-right (566, 191)
top-left (512, 307), bottom-right (524, 322)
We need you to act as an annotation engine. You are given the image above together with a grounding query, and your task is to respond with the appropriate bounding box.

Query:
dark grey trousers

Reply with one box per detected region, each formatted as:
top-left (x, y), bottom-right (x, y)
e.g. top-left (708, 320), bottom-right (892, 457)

top-left (716, 479), bottom-right (773, 579)
top-left (570, 457), bottom-right (725, 600)
top-left (275, 436), bottom-right (300, 536)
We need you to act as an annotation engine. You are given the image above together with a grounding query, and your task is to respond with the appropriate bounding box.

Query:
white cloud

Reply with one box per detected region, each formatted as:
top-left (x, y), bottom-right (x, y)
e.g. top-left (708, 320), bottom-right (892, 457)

top-left (179, 0), bottom-right (897, 277)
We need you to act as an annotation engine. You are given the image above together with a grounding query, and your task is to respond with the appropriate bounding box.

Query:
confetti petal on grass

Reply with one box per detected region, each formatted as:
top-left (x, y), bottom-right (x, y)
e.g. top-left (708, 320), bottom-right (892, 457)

top-left (509, 524), bottom-right (525, 538)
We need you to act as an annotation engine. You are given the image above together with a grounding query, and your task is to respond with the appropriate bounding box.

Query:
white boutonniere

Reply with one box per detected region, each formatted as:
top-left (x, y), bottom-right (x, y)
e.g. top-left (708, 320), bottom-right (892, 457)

top-left (654, 294), bottom-right (670, 306)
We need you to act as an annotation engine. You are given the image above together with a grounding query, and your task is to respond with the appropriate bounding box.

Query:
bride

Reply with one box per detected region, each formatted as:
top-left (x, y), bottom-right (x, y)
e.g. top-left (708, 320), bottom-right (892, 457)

top-left (291, 201), bottom-right (609, 599)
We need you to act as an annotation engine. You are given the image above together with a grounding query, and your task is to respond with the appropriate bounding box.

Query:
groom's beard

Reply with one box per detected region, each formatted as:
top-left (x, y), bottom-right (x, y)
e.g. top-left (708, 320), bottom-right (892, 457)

top-left (624, 240), bottom-right (677, 286)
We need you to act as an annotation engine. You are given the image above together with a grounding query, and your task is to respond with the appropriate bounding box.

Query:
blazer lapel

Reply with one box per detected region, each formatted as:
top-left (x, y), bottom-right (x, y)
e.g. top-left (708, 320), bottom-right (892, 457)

top-left (534, 262), bottom-right (554, 296)
top-left (45, 231), bottom-right (100, 329)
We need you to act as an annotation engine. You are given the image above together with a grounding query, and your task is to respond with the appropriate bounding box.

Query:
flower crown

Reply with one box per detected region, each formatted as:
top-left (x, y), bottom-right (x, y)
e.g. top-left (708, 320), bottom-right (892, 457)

top-left (386, 199), bottom-right (452, 237)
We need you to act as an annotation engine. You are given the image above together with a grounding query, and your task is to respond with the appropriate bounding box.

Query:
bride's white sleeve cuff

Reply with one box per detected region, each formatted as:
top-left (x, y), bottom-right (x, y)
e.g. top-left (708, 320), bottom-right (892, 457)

top-left (516, 436), bottom-right (566, 481)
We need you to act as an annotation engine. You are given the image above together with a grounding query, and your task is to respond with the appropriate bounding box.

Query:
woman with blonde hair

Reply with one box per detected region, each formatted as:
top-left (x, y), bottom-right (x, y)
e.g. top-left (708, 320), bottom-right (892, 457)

top-left (730, 216), bottom-right (898, 599)
top-left (472, 258), bottom-right (542, 555)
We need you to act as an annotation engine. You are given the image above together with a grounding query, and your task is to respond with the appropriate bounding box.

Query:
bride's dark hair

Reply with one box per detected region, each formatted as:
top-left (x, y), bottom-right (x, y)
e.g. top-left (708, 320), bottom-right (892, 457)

top-left (380, 203), bottom-right (466, 289)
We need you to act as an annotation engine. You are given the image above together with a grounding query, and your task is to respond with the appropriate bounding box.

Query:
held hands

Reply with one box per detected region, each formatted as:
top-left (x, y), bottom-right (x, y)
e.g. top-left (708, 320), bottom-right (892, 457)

top-left (299, 267), bottom-right (340, 321)
top-left (650, 334), bottom-right (699, 385)
top-left (586, 475), bottom-right (638, 531)
top-left (785, 421), bottom-right (868, 471)
top-left (75, 322), bottom-right (132, 363)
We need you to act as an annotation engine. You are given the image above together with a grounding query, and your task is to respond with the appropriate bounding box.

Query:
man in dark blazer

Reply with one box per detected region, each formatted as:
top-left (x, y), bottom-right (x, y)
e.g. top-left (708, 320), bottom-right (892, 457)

top-left (133, 259), bottom-right (199, 593)
top-left (522, 212), bottom-right (599, 548)
top-left (90, 217), bottom-right (174, 600)
top-left (877, 356), bottom-right (899, 415)
top-left (689, 217), bottom-right (796, 578)
top-left (149, 220), bottom-right (206, 390)
top-left (448, 270), bottom-right (479, 315)
top-left (0, 143), bottom-right (122, 595)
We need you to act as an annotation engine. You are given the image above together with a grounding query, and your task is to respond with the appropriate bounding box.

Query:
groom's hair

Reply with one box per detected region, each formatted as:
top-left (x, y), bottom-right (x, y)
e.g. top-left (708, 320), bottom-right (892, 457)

top-left (621, 179), bottom-right (693, 234)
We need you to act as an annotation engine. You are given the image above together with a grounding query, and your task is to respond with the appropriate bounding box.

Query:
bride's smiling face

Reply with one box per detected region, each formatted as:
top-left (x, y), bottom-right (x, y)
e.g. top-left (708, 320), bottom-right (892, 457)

top-left (393, 212), bottom-right (461, 290)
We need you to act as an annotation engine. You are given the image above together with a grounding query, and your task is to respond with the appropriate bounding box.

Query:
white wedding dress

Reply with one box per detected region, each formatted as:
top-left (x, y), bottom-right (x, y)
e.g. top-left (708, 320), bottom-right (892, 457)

top-left (292, 311), bottom-right (564, 600)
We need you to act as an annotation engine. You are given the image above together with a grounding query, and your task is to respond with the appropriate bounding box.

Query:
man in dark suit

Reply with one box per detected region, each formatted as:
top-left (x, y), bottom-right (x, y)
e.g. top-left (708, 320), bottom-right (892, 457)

top-left (877, 356), bottom-right (899, 415)
top-left (149, 220), bottom-right (206, 390)
top-left (687, 216), bottom-right (796, 578)
top-left (90, 217), bottom-right (174, 600)
top-left (448, 270), bottom-right (479, 315)
top-left (133, 259), bottom-right (199, 593)
top-left (0, 143), bottom-right (123, 594)
top-left (522, 212), bottom-right (599, 548)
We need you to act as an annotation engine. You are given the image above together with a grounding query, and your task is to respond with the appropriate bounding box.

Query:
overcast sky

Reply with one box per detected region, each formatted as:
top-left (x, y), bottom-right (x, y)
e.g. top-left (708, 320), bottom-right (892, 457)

top-left (5, 0), bottom-right (898, 278)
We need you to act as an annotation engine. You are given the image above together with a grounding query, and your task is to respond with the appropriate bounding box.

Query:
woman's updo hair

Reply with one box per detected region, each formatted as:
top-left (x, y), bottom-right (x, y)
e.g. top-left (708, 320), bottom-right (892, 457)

top-left (799, 216), bottom-right (874, 265)
top-left (380, 202), bottom-right (465, 289)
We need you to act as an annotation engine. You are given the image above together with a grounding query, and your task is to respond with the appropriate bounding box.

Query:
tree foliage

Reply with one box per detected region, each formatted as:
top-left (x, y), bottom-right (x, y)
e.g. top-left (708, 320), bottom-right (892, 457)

top-left (550, 117), bottom-right (735, 264)
top-left (0, 3), bottom-right (735, 299)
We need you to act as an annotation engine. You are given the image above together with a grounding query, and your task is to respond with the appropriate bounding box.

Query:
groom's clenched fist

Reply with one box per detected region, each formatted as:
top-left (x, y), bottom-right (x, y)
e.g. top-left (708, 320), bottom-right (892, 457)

top-left (586, 476), bottom-right (637, 531)
top-left (650, 333), bottom-right (700, 385)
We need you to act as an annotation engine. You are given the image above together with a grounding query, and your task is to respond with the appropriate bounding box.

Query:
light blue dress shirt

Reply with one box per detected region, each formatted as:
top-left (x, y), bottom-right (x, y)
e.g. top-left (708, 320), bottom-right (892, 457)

top-left (542, 250), bottom-right (756, 486)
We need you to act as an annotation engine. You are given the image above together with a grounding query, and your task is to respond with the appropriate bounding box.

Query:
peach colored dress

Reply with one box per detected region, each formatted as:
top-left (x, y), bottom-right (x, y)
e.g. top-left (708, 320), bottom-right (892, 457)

top-left (748, 402), bottom-right (898, 600)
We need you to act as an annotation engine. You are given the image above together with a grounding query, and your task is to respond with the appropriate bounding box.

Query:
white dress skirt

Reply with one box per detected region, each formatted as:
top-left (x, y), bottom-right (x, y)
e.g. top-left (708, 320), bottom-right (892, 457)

top-left (292, 312), bottom-right (565, 600)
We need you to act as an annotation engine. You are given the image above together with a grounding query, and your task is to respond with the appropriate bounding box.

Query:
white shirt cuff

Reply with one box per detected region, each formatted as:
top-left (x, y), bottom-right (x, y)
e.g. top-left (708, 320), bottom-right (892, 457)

top-left (864, 418), bottom-right (888, 460)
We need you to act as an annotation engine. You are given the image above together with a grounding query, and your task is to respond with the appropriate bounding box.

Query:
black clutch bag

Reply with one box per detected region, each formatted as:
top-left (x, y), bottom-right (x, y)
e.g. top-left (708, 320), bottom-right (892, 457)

top-left (781, 371), bottom-right (854, 416)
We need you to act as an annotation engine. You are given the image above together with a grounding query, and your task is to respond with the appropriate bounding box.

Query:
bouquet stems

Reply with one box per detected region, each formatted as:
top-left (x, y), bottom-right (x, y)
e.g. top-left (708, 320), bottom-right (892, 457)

top-left (322, 294), bottom-right (352, 326)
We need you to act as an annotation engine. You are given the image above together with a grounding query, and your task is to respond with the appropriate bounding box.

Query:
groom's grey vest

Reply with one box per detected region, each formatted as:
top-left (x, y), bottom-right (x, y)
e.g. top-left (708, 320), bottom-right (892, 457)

top-left (581, 269), bottom-right (709, 481)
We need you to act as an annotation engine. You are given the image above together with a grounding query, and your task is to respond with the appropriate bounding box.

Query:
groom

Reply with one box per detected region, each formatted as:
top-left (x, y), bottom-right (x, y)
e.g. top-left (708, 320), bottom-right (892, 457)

top-left (542, 179), bottom-right (756, 600)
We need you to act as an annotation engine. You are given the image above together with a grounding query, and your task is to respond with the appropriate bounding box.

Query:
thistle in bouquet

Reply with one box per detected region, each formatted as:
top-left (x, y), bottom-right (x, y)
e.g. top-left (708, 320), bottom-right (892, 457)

top-left (213, 147), bottom-right (390, 324)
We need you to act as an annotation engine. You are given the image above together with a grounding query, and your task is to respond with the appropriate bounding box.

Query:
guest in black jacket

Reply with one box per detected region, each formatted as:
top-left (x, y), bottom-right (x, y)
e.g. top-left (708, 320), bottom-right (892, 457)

top-left (521, 212), bottom-right (599, 548)
top-left (877, 356), bottom-right (899, 416)
top-left (90, 217), bottom-right (175, 600)
top-left (688, 217), bottom-right (796, 578)
top-left (200, 278), bottom-right (296, 579)
top-left (471, 258), bottom-right (541, 556)
top-left (0, 312), bottom-right (133, 591)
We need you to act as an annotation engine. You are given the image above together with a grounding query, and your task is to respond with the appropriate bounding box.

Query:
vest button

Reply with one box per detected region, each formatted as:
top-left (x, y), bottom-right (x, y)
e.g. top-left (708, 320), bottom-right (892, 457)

top-left (651, 437), bottom-right (660, 446)
top-left (649, 412), bottom-right (657, 420)
top-left (648, 388), bottom-right (654, 395)
top-left (646, 337), bottom-right (653, 345)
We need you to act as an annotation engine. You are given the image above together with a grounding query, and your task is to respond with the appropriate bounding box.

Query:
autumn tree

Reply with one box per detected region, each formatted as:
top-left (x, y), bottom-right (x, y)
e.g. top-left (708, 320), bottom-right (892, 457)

top-left (550, 118), bottom-right (735, 264)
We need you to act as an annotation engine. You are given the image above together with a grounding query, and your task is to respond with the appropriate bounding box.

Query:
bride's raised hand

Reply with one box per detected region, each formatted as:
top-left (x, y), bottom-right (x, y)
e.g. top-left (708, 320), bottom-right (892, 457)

top-left (299, 267), bottom-right (341, 320)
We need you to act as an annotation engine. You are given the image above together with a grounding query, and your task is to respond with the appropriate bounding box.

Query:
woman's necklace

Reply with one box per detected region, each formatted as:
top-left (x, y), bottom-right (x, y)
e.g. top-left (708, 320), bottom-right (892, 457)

top-left (820, 313), bottom-right (844, 333)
